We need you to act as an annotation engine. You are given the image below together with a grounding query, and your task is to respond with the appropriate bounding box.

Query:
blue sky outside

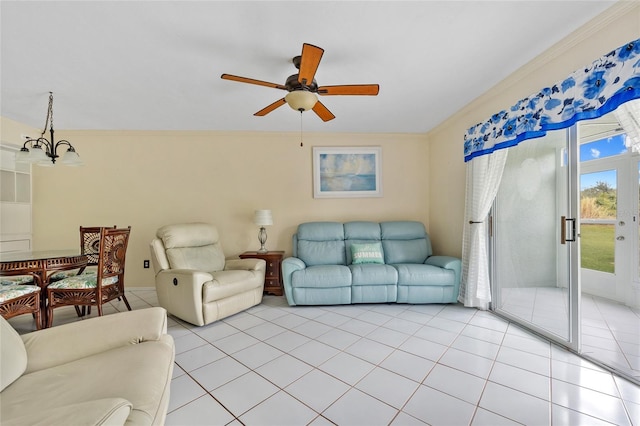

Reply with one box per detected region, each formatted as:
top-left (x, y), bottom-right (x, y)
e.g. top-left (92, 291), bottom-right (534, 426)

top-left (579, 134), bottom-right (627, 190)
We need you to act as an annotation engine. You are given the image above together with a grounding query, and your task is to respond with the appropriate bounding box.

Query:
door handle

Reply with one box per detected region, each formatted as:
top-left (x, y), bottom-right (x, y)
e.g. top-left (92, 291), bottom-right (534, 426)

top-left (561, 216), bottom-right (576, 244)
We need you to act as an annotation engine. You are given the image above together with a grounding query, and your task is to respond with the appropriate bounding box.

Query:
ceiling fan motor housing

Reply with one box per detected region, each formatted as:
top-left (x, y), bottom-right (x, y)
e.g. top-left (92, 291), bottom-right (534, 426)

top-left (285, 74), bottom-right (318, 93)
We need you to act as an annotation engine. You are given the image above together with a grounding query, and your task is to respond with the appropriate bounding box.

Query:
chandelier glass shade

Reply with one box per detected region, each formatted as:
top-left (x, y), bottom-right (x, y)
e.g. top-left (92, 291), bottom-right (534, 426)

top-left (16, 92), bottom-right (83, 167)
top-left (285, 90), bottom-right (318, 112)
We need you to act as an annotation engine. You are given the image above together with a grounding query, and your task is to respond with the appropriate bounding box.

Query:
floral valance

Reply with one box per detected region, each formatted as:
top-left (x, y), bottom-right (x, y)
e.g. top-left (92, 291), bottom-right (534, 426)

top-left (464, 38), bottom-right (640, 162)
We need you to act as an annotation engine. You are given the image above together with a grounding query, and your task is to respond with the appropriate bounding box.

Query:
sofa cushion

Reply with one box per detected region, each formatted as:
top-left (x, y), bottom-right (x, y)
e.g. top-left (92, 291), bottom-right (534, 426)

top-left (344, 221), bottom-right (381, 240)
top-left (0, 316), bottom-right (27, 392)
top-left (1, 337), bottom-right (174, 425)
top-left (381, 221), bottom-right (432, 264)
top-left (393, 264), bottom-right (456, 286)
top-left (296, 222), bottom-right (346, 266)
top-left (203, 270), bottom-right (263, 302)
top-left (291, 265), bottom-right (351, 288)
top-left (2, 398), bottom-right (132, 426)
top-left (349, 264), bottom-right (398, 285)
top-left (158, 223), bottom-right (226, 271)
top-left (350, 242), bottom-right (384, 265)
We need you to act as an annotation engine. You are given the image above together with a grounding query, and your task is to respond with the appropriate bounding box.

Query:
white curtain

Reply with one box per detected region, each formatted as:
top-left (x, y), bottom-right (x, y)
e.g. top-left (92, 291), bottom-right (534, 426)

top-left (459, 149), bottom-right (508, 310)
top-left (614, 99), bottom-right (640, 153)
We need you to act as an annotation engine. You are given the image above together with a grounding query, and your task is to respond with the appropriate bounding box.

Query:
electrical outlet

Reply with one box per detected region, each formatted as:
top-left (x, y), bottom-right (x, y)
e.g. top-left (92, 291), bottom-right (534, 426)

top-left (143, 260), bottom-right (150, 269)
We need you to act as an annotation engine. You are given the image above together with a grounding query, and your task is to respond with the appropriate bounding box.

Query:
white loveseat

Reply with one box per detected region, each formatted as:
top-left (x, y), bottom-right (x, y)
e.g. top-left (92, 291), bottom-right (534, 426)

top-left (150, 223), bottom-right (265, 326)
top-left (0, 307), bottom-right (175, 425)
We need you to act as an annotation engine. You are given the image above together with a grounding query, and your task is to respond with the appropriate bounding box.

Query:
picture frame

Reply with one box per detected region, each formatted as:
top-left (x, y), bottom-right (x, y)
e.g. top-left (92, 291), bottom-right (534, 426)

top-left (313, 146), bottom-right (382, 198)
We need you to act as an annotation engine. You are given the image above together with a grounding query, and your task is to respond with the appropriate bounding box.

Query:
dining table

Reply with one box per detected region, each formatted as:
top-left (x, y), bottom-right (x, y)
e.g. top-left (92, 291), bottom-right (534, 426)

top-left (0, 250), bottom-right (88, 328)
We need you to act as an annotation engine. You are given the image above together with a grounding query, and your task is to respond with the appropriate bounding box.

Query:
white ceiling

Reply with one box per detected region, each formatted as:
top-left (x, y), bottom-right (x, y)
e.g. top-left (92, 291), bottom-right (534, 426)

top-left (0, 1), bottom-right (617, 134)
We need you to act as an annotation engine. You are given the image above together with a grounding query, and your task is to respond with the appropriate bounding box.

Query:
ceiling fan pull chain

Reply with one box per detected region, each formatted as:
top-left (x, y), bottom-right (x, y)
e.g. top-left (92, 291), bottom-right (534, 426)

top-left (300, 111), bottom-right (304, 147)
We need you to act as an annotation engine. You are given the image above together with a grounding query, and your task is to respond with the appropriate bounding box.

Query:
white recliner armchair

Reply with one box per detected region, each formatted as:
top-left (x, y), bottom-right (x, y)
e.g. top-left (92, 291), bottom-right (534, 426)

top-left (150, 223), bottom-right (265, 326)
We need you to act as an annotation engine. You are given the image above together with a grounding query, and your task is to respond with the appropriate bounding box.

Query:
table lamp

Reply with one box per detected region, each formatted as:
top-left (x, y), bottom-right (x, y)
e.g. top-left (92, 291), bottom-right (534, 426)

top-left (254, 210), bottom-right (273, 253)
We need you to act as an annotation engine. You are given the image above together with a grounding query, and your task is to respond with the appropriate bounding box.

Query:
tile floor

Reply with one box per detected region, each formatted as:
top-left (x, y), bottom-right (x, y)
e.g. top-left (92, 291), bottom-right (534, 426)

top-left (8, 289), bottom-right (640, 426)
top-left (501, 287), bottom-right (640, 383)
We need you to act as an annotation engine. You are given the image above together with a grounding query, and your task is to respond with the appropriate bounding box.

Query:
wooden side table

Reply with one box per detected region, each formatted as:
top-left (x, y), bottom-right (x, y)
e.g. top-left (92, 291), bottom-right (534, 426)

top-left (239, 251), bottom-right (284, 296)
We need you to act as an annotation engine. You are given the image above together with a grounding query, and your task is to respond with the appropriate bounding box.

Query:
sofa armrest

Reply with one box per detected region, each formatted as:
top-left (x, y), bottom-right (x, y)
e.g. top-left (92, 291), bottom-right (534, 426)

top-left (155, 269), bottom-right (214, 326)
top-left (22, 307), bottom-right (169, 374)
top-left (3, 398), bottom-right (132, 426)
top-left (282, 257), bottom-right (306, 306)
top-left (225, 258), bottom-right (266, 272)
top-left (425, 255), bottom-right (461, 286)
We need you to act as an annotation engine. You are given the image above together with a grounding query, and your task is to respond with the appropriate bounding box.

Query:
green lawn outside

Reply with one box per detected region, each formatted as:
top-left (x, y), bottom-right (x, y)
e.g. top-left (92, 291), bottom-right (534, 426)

top-left (580, 223), bottom-right (615, 273)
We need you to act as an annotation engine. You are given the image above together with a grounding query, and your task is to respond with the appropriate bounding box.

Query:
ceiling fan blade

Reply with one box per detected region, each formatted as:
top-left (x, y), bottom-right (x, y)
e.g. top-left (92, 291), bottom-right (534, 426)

top-left (312, 101), bottom-right (335, 122)
top-left (254, 98), bottom-right (287, 116)
top-left (317, 84), bottom-right (380, 96)
top-left (221, 74), bottom-right (287, 90)
top-left (298, 43), bottom-right (324, 86)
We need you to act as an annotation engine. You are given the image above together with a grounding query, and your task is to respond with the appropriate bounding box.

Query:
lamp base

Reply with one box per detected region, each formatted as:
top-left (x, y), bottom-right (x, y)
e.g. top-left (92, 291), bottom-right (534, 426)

top-left (257, 227), bottom-right (268, 253)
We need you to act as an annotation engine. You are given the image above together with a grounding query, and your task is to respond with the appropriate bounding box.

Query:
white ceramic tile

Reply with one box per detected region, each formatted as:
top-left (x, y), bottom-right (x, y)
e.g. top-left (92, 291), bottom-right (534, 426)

top-left (424, 364), bottom-right (486, 405)
top-left (501, 333), bottom-right (551, 358)
top-left (403, 384), bottom-right (476, 426)
top-left (323, 388), bottom-right (398, 426)
top-left (314, 311), bottom-right (351, 327)
top-left (356, 367), bottom-right (420, 409)
top-left (292, 320), bottom-right (332, 338)
top-left (551, 358), bottom-right (620, 396)
top-left (190, 356), bottom-right (250, 391)
top-left (614, 375), bottom-right (640, 403)
top-left (285, 369), bottom-right (350, 412)
top-left (366, 326), bottom-right (411, 347)
top-left (551, 403), bottom-right (619, 426)
top-left (345, 337), bottom-right (395, 365)
top-left (471, 408), bottom-right (521, 425)
top-left (461, 323), bottom-right (506, 345)
top-left (389, 411), bottom-right (428, 425)
top-left (212, 371), bottom-right (279, 416)
top-left (398, 335), bottom-right (448, 362)
top-left (193, 321), bottom-right (239, 342)
top-left (382, 317), bottom-right (423, 334)
top-left (239, 390), bottom-right (318, 426)
top-left (337, 317), bottom-right (380, 336)
top-left (222, 312), bottom-right (264, 330)
top-left (380, 349), bottom-right (435, 382)
top-left (467, 313), bottom-right (509, 333)
top-left (270, 312), bottom-right (309, 329)
top-left (172, 363), bottom-right (185, 379)
top-left (623, 399), bottom-right (640, 425)
top-left (289, 339), bottom-right (341, 366)
top-left (451, 334), bottom-right (501, 360)
top-left (357, 310), bottom-right (393, 326)
top-left (231, 341), bottom-right (285, 369)
top-left (479, 382), bottom-right (550, 425)
top-left (212, 331), bottom-right (260, 354)
top-left (167, 374), bottom-right (207, 413)
top-left (173, 332), bottom-right (208, 355)
top-left (316, 327), bottom-right (361, 350)
top-left (551, 379), bottom-right (631, 425)
top-left (438, 347), bottom-right (495, 379)
top-left (244, 321), bottom-right (286, 340)
top-left (319, 352), bottom-right (375, 385)
top-left (413, 324), bottom-right (459, 346)
top-left (166, 394), bottom-right (234, 426)
top-left (264, 329), bottom-right (310, 352)
top-left (489, 361), bottom-right (550, 401)
top-left (495, 346), bottom-right (550, 376)
top-left (255, 353), bottom-right (313, 388)
top-left (427, 316), bottom-right (466, 333)
top-left (175, 343), bottom-right (227, 372)
top-left (250, 306), bottom-right (287, 321)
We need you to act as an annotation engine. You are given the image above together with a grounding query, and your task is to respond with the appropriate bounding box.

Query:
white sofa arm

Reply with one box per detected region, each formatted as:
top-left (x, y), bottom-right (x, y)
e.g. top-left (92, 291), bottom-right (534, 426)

top-left (22, 307), bottom-right (169, 374)
top-left (155, 269), bottom-right (214, 326)
top-left (225, 258), bottom-right (266, 272)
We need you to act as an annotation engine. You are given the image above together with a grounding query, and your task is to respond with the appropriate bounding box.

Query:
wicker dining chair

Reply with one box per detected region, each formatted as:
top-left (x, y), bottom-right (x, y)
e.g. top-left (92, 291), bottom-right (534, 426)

top-left (0, 274), bottom-right (42, 329)
top-left (46, 227), bottom-right (132, 327)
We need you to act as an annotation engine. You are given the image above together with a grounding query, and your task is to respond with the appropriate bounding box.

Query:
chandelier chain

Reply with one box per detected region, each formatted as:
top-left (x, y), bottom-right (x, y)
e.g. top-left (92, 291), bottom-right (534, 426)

top-left (41, 92), bottom-right (54, 138)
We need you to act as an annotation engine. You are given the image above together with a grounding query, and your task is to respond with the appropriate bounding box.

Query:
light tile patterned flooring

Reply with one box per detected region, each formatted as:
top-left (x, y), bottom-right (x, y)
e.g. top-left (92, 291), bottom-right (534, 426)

top-left (501, 287), bottom-right (640, 383)
top-left (9, 289), bottom-right (640, 425)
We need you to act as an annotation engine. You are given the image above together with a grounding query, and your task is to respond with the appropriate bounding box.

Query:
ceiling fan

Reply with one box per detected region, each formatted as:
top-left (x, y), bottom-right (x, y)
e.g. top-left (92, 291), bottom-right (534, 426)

top-left (221, 43), bottom-right (379, 122)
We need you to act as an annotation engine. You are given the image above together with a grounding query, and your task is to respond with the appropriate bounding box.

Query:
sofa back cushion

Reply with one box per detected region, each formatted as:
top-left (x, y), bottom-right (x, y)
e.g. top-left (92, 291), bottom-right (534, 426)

top-left (295, 222), bottom-right (346, 266)
top-left (0, 315), bottom-right (27, 391)
top-left (344, 221), bottom-right (383, 264)
top-left (156, 223), bottom-right (226, 272)
top-left (381, 221), bottom-right (432, 264)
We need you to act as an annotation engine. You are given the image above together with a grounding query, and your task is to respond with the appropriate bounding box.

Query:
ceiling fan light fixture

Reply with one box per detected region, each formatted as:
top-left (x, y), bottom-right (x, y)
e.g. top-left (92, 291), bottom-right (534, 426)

top-left (285, 90), bottom-right (318, 112)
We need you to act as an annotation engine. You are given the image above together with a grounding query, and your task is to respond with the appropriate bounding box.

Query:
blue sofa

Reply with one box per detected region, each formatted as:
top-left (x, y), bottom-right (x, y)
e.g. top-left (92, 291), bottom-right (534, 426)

top-left (282, 221), bottom-right (461, 306)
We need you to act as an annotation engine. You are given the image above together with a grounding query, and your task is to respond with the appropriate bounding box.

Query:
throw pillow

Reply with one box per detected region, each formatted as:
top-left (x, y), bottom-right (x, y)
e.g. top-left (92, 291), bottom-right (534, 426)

top-left (351, 242), bottom-right (384, 264)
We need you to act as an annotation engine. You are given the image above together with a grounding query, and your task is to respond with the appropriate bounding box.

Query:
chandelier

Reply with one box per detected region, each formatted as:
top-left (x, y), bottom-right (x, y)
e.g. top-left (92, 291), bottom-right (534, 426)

top-left (16, 92), bottom-right (82, 167)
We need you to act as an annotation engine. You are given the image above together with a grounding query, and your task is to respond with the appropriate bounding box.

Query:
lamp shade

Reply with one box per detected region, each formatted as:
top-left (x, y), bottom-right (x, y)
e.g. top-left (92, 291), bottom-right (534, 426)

top-left (285, 91), bottom-right (318, 112)
top-left (60, 148), bottom-right (83, 166)
top-left (29, 145), bottom-right (49, 163)
top-left (254, 210), bottom-right (273, 226)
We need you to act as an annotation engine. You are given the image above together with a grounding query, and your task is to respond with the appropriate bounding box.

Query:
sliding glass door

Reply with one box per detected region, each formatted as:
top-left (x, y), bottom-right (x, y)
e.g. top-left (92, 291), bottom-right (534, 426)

top-left (491, 128), bottom-right (580, 349)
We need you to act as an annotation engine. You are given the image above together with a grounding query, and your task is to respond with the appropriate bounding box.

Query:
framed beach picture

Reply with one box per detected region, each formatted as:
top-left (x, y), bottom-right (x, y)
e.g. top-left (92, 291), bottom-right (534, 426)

top-left (313, 146), bottom-right (382, 198)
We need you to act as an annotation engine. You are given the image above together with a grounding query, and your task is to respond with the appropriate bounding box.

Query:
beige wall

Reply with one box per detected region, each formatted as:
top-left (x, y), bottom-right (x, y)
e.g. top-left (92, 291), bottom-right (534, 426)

top-left (1, 127), bottom-right (429, 287)
top-left (2, 1), bottom-right (638, 288)
top-left (428, 1), bottom-right (640, 257)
